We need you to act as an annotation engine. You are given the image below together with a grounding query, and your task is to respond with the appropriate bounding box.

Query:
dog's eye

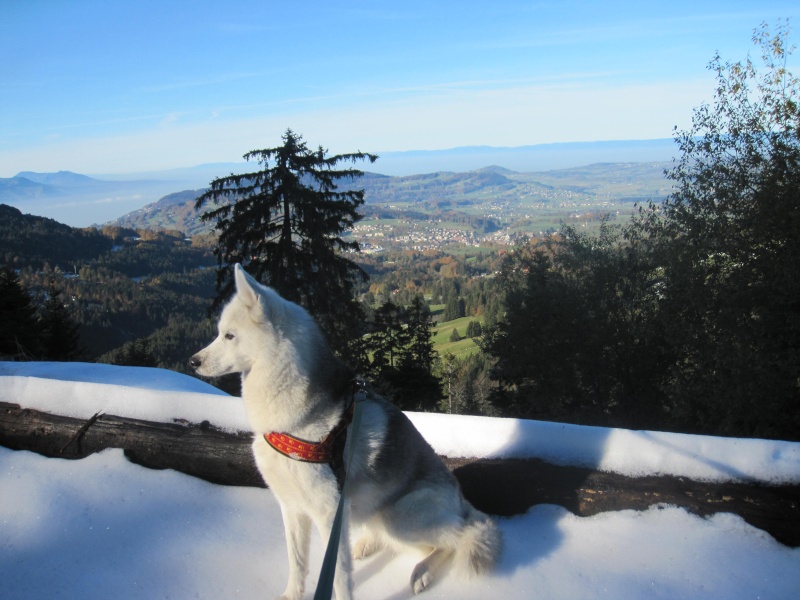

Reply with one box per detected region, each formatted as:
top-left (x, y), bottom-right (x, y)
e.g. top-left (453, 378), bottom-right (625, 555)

top-left (224, 332), bottom-right (235, 340)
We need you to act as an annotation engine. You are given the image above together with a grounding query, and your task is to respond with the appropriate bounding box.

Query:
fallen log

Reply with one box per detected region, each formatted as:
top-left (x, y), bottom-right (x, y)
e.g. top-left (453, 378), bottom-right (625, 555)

top-left (0, 401), bottom-right (262, 487)
top-left (2, 401), bottom-right (799, 547)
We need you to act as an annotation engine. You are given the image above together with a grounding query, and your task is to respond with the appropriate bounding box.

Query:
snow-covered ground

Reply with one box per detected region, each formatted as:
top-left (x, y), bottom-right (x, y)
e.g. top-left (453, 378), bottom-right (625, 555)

top-left (2, 361), bottom-right (799, 599)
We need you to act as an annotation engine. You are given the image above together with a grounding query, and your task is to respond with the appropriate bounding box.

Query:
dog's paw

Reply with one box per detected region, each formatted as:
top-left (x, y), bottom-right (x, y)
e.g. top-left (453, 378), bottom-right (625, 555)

top-left (410, 563), bottom-right (433, 595)
top-left (352, 536), bottom-right (380, 560)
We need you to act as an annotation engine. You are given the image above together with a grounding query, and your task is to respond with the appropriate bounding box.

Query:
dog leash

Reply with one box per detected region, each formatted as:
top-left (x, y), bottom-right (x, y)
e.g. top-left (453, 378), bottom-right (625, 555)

top-left (313, 385), bottom-right (366, 600)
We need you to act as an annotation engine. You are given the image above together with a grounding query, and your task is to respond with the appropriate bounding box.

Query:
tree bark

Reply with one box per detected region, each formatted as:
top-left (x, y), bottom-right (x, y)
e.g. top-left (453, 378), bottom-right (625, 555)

top-left (2, 401), bottom-right (798, 547)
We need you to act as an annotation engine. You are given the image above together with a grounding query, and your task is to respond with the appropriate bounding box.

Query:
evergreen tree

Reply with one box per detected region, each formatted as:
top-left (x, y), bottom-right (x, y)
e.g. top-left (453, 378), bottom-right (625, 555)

top-left (367, 301), bottom-right (408, 374)
top-left (465, 320), bottom-right (482, 338)
top-left (465, 321), bottom-right (475, 338)
top-left (38, 283), bottom-right (82, 360)
top-left (195, 129), bottom-right (377, 357)
top-left (104, 338), bottom-right (158, 368)
top-left (393, 295), bottom-right (442, 410)
top-left (365, 297), bottom-right (442, 411)
top-left (443, 293), bottom-right (465, 321)
top-left (0, 268), bottom-right (41, 359)
top-left (401, 295), bottom-right (437, 371)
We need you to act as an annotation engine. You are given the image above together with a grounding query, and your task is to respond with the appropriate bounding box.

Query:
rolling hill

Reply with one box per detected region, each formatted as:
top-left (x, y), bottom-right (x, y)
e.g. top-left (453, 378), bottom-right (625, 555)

top-left (107, 161), bottom-right (672, 242)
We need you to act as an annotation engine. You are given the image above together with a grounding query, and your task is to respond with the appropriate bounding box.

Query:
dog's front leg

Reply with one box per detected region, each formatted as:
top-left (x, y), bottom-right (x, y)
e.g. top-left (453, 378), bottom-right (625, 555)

top-left (277, 508), bottom-right (312, 600)
top-left (312, 507), bottom-right (354, 600)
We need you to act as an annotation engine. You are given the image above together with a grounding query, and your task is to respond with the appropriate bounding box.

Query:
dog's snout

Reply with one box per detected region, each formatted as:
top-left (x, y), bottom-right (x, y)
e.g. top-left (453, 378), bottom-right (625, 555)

top-left (189, 354), bottom-right (202, 370)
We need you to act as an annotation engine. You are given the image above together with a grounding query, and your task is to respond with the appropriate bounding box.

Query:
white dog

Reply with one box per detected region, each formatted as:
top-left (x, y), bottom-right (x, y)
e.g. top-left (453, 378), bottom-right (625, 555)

top-left (191, 264), bottom-right (501, 600)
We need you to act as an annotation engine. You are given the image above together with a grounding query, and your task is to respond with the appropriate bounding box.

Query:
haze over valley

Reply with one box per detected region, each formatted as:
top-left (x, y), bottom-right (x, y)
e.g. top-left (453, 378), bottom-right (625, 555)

top-left (1, 140), bottom-right (676, 247)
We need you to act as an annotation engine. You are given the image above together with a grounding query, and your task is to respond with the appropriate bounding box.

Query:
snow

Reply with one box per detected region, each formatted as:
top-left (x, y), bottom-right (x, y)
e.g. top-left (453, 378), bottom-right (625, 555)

top-left (2, 361), bottom-right (800, 599)
top-left (0, 361), bottom-right (248, 432)
top-left (407, 412), bottom-right (800, 484)
top-left (4, 361), bottom-right (799, 484)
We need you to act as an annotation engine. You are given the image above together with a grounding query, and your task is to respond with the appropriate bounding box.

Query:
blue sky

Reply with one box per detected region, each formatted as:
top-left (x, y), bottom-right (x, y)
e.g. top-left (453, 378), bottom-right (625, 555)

top-left (1, 0), bottom-right (798, 177)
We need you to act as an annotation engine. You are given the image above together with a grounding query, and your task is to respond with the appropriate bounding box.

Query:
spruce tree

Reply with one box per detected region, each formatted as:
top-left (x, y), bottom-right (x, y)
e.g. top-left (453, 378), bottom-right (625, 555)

top-left (367, 300), bottom-right (408, 373)
top-left (38, 283), bottom-right (81, 360)
top-left (195, 129), bottom-right (377, 357)
top-left (401, 295), bottom-right (437, 371)
top-left (0, 268), bottom-right (41, 359)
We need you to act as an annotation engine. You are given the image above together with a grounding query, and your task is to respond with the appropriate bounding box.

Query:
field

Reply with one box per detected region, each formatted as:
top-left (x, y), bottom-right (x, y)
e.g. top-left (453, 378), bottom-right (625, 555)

top-left (431, 312), bottom-right (483, 358)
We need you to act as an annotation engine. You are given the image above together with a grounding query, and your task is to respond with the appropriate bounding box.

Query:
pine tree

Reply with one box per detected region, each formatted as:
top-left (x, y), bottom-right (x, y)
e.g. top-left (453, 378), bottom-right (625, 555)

top-left (38, 283), bottom-right (82, 360)
top-left (466, 321), bottom-right (476, 338)
top-left (444, 293), bottom-right (464, 321)
top-left (367, 300), bottom-right (408, 373)
top-left (0, 268), bottom-right (42, 359)
top-left (195, 129), bottom-right (377, 357)
top-left (401, 295), bottom-right (437, 372)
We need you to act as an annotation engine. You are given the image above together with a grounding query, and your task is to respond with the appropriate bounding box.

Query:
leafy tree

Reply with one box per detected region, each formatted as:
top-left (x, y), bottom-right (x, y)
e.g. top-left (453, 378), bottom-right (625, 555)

top-left (195, 129), bottom-right (377, 357)
top-left (638, 22), bottom-right (800, 438)
top-left (483, 227), bottom-right (671, 428)
top-left (485, 23), bottom-right (800, 440)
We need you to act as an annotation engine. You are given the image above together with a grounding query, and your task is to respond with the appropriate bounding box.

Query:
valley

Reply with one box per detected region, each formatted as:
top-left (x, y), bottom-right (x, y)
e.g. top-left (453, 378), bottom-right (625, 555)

top-left (109, 161), bottom-right (672, 251)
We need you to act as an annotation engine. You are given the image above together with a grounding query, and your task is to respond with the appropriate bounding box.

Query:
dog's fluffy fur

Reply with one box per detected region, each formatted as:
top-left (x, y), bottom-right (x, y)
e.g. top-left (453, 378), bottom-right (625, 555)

top-left (191, 264), bottom-right (501, 599)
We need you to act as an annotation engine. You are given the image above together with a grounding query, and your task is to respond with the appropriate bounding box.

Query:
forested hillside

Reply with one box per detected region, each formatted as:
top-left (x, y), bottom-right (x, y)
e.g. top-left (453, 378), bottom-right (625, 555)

top-left (109, 162), bottom-right (671, 245)
top-left (0, 202), bottom-right (502, 404)
top-left (0, 205), bottom-right (218, 375)
top-left (0, 204), bottom-right (113, 268)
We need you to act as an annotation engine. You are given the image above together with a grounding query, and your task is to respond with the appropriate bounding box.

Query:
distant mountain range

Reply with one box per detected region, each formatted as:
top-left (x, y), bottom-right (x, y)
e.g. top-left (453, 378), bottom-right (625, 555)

top-left (0, 139), bottom-right (678, 227)
top-left (110, 161), bottom-right (672, 237)
top-left (0, 170), bottom-right (193, 227)
top-left (377, 138), bottom-right (677, 175)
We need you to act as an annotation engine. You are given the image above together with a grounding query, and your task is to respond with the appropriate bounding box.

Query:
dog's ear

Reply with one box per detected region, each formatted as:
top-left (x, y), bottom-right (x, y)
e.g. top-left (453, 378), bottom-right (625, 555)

top-left (234, 264), bottom-right (260, 309)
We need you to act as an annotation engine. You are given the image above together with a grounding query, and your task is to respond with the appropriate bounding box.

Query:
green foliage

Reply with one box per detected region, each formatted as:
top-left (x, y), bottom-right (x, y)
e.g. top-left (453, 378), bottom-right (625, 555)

top-left (195, 129), bottom-right (377, 358)
top-left (0, 270), bottom-right (82, 361)
top-left (436, 352), bottom-right (496, 416)
top-left (94, 232), bottom-right (211, 278)
top-left (638, 22), bottom-right (800, 439)
top-left (465, 321), bottom-right (482, 338)
top-left (362, 296), bottom-right (442, 410)
top-left (0, 204), bottom-right (112, 270)
top-left (403, 296), bottom-right (438, 370)
top-left (485, 23), bottom-right (800, 440)
top-left (483, 225), bottom-right (672, 428)
top-left (38, 283), bottom-right (82, 360)
top-left (0, 268), bottom-right (42, 359)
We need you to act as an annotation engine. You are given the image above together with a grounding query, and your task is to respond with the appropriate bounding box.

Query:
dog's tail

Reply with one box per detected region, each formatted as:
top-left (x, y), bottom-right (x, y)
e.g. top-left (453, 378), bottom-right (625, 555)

top-left (454, 505), bottom-right (503, 577)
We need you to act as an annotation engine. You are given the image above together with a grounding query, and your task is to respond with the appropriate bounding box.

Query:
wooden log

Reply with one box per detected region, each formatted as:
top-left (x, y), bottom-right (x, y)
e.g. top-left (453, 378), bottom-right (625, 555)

top-left (2, 401), bottom-right (799, 547)
top-left (447, 457), bottom-right (800, 548)
top-left (0, 401), bottom-right (262, 487)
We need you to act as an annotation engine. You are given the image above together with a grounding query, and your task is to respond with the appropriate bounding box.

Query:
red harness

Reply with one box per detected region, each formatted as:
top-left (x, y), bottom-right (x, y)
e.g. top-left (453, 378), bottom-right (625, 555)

top-left (264, 401), bottom-right (355, 464)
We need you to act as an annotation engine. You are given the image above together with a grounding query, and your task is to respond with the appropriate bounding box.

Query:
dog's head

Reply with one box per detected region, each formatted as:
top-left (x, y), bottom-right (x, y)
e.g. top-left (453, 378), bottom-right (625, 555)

top-left (190, 264), bottom-right (277, 377)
